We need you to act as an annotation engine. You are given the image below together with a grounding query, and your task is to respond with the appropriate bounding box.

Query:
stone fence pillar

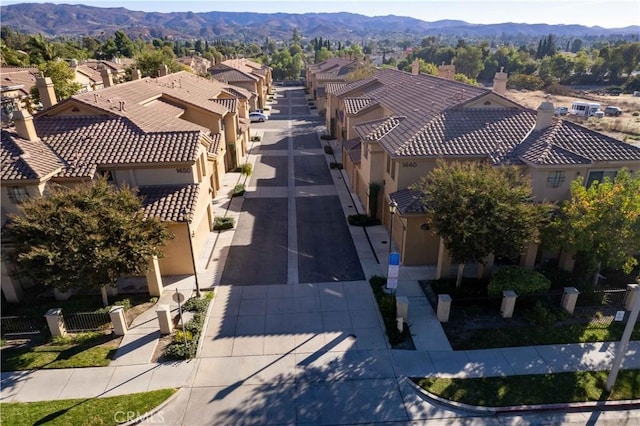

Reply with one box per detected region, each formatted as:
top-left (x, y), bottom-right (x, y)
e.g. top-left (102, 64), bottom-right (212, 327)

top-left (437, 294), bottom-right (452, 322)
top-left (501, 291), bottom-right (517, 319)
top-left (44, 308), bottom-right (66, 337)
top-left (156, 305), bottom-right (174, 335)
top-left (561, 287), bottom-right (580, 314)
top-left (624, 284), bottom-right (639, 311)
top-left (109, 306), bottom-right (127, 336)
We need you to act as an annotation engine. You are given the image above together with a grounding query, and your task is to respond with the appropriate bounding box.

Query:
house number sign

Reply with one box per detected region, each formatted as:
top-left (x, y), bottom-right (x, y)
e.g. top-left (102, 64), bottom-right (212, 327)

top-left (402, 162), bottom-right (417, 168)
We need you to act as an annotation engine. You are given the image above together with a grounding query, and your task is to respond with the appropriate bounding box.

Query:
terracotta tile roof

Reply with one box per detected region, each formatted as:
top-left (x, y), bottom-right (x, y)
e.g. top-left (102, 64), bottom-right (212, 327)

top-left (325, 83), bottom-right (348, 95)
top-left (210, 65), bottom-right (258, 83)
top-left (389, 189), bottom-right (427, 215)
top-left (33, 115), bottom-right (203, 178)
top-left (309, 58), bottom-right (356, 73)
top-left (1, 67), bottom-right (39, 96)
top-left (396, 108), bottom-right (536, 158)
top-left (207, 133), bottom-right (222, 155)
top-left (507, 119), bottom-right (640, 166)
top-left (344, 97), bottom-right (377, 115)
top-left (354, 116), bottom-right (406, 142)
top-left (316, 72), bottom-right (348, 82)
top-left (222, 87), bottom-right (251, 100)
top-left (211, 98), bottom-right (237, 113)
top-left (222, 58), bottom-right (270, 76)
top-left (1, 130), bottom-right (63, 180)
top-left (333, 76), bottom-right (382, 97)
top-left (66, 71), bottom-right (232, 133)
top-left (138, 184), bottom-right (199, 222)
top-left (143, 99), bottom-right (186, 118)
top-left (74, 65), bottom-right (102, 84)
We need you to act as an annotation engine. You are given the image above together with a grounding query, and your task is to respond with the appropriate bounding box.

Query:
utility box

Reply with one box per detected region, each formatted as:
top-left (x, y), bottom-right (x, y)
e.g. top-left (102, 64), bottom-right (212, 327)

top-left (501, 291), bottom-right (517, 318)
top-left (437, 294), bottom-right (452, 323)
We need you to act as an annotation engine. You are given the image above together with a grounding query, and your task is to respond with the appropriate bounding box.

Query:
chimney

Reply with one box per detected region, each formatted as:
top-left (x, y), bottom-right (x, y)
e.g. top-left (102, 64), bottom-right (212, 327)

top-left (13, 109), bottom-right (38, 141)
top-left (493, 67), bottom-right (508, 95)
top-left (131, 69), bottom-right (142, 80)
top-left (158, 64), bottom-right (169, 77)
top-left (35, 76), bottom-right (57, 109)
top-left (411, 59), bottom-right (420, 76)
top-left (101, 68), bottom-right (113, 88)
top-left (438, 63), bottom-right (455, 80)
top-left (534, 97), bottom-right (555, 131)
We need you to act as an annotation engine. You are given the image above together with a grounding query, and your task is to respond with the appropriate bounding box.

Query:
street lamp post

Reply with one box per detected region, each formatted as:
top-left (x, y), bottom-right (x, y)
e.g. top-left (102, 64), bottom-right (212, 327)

top-left (388, 199), bottom-right (397, 259)
top-left (182, 208), bottom-right (202, 298)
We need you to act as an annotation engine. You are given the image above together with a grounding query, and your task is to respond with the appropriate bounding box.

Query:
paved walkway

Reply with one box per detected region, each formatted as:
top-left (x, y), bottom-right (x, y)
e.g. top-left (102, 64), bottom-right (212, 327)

top-left (2, 88), bottom-right (640, 425)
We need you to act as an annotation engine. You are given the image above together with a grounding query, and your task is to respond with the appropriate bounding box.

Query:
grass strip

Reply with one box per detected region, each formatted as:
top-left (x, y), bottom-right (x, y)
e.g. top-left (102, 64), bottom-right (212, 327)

top-left (415, 370), bottom-right (640, 406)
top-left (0, 388), bottom-right (176, 426)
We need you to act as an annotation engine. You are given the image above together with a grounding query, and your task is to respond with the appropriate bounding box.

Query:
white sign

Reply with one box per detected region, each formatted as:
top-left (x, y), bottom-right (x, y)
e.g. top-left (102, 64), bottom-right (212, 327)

top-left (172, 292), bottom-right (185, 304)
top-left (614, 311), bottom-right (625, 322)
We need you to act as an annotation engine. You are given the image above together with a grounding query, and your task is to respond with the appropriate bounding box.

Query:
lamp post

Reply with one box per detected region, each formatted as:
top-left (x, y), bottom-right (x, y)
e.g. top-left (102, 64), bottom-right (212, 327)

top-left (388, 199), bottom-right (398, 259)
top-left (182, 208), bottom-right (202, 298)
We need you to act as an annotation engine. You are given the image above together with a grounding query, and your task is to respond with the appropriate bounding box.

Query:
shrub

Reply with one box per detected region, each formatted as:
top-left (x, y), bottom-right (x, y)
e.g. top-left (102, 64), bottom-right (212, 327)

top-left (164, 342), bottom-right (191, 360)
top-left (347, 214), bottom-right (379, 227)
top-left (488, 266), bottom-right (551, 297)
top-left (182, 296), bottom-right (210, 313)
top-left (239, 162), bottom-right (253, 176)
top-left (522, 301), bottom-right (560, 327)
top-left (508, 74), bottom-right (544, 91)
top-left (174, 330), bottom-right (192, 343)
top-left (368, 275), bottom-right (405, 345)
top-left (323, 145), bottom-right (334, 154)
top-left (233, 183), bottom-right (246, 197)
top-left (113, 298), bottom-right (131, 310)
top-left (213, 216), bottom-right (235, 230)
top-left (329, 162), bottom-right (343, 169)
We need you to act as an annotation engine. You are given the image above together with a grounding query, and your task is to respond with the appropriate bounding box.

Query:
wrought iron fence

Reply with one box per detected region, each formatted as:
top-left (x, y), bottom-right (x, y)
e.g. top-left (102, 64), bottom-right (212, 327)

top-left (1, 316), bottom-right (48, 337)
top-left (576, 289), bottom-right (627, 308)
top-left (62, 311), bottom-right (111, 333)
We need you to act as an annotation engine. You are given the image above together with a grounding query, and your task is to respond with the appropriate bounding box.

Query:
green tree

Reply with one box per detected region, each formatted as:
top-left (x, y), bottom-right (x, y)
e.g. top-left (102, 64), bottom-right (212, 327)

top-left (134, 48), bottom-right (184, 77)
top-left (315, 46), bottom-right (333, 63)
top-left (5, 179), bottom-right (171, 306)
top-left (412, 161), bottom-right (547, 287)
top-left (548, 169), bottom-right (640, 284)
top-left (453, 45), bottom-right (484, 79)
top-left (30, 60), bottom-right (82, 103)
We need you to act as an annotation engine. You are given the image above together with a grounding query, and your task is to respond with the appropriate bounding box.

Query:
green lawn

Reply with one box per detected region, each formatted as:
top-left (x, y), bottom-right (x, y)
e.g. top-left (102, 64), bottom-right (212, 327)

top-left (0, 389), bottom-right (176, 426)
top-left (415, 370), bottom-right (640, 407)
top-left (1, 333), bottom-right (118, 372)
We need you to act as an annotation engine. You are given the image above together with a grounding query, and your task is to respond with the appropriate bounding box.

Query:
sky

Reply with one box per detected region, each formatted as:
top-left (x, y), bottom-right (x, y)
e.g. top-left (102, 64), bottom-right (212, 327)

top-left (1, 0), bottom-right (638, 28)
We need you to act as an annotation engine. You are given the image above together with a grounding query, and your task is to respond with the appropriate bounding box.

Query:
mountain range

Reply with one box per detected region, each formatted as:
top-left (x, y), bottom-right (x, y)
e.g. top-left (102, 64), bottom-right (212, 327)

top-left (1, 3), bottom-right (638, 42)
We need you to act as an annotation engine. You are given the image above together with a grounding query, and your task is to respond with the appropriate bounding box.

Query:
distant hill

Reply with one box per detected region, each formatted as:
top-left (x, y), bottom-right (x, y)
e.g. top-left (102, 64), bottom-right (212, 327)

top-left (1, 3), bottom-right (638, 41)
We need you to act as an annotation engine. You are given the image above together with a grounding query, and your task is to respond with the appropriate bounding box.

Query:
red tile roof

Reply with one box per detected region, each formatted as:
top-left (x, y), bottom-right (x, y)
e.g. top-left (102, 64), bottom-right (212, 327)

top-left (1, 130), bottom-right (63, 180)
top-left (138, 184), bottom-right (200, 222)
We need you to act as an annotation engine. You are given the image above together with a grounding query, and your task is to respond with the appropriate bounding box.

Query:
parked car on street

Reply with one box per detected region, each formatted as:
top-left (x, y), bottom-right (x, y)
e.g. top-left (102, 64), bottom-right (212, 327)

top-left (604, 106), bottom-right (623, 117)
top-left (249, 112), bottom-right (268, 122)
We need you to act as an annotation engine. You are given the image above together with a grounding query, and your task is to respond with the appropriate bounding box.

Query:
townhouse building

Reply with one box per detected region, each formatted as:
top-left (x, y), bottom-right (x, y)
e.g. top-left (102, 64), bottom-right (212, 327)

top-left (323, 63), bottom-right (640, 277)
top-left (1, 69), bottom-right (254, 301)
top-left (209, 58), bottom-right (273, 110)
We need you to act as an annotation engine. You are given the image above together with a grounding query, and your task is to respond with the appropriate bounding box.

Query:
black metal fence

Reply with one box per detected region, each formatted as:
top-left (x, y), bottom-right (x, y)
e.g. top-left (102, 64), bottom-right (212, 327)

top-left (1, 316), bottom-right (49, 337)
top-left (62, 311), bottom-right (111, 333)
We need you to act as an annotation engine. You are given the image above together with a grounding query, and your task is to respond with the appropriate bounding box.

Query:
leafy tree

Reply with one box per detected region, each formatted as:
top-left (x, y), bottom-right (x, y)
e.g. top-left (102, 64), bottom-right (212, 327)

top-left (30, 60), bottom-right (82, 103)
top-left (412, 161), bottom-right (548, 287)
top-left (453, 45), bottom-right (484, 79)
top-left (548, 168), bottom-right (640, 284)
top-left (5, 179), bottom-right (172, 306)
top-left (134, 47), bottom-right (185, 77)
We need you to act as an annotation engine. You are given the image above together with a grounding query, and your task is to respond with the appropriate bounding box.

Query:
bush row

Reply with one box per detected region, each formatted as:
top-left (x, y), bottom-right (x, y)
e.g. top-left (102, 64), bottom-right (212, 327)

top-left (163, 292), bottom-right (213, 360)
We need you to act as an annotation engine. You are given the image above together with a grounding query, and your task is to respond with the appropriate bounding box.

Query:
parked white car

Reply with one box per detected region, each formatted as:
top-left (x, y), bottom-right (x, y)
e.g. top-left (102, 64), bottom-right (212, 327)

top-left (249, 112), bottom-right (268, 123)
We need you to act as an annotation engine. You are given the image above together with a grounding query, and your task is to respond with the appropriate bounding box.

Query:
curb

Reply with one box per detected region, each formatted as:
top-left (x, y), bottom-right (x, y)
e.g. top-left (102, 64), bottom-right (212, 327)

top-left (121, 387), bottom-right (184, 425)
top-left (405, 376), bottom-right (640, 414)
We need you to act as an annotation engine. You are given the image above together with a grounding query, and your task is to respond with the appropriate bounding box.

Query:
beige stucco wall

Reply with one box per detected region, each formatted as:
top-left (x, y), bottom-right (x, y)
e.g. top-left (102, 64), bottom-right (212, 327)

top-left (344, 108), bottom-right (385, 141)
top-left (158, 223), bottom-right (191, 275)
top-left (403, 216), bottom-right (440, 265)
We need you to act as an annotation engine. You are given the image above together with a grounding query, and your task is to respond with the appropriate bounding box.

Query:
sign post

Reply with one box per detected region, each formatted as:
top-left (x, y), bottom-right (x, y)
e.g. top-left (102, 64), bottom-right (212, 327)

top-left (387, 252), bottom-right (400, 292)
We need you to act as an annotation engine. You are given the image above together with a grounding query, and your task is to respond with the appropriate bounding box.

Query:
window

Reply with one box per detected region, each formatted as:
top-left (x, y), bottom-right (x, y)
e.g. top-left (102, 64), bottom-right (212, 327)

top-left (8, 186), bottom-right (28, 204)
top-left (586, 170), bottom-right (617, 188)
top-left (546, 171), bottom-right (566, 188)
